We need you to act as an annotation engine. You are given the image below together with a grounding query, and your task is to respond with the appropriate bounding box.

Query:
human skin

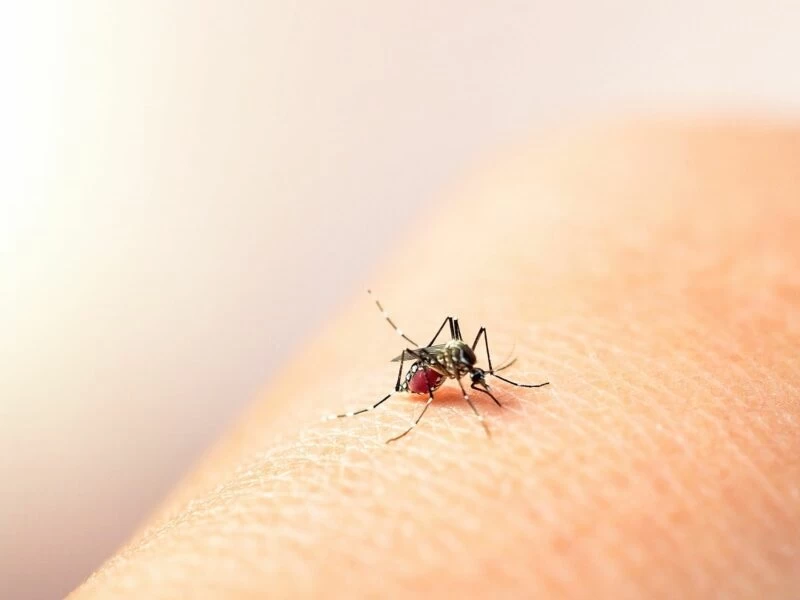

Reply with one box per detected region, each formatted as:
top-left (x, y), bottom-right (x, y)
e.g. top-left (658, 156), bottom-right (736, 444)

top-left (71, 121), bottom-right (800, 599)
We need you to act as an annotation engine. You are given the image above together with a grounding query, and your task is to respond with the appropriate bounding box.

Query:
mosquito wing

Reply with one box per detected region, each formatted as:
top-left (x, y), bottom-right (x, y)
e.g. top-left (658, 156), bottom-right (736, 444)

top-left (390, 344), bottom-right (447, 362)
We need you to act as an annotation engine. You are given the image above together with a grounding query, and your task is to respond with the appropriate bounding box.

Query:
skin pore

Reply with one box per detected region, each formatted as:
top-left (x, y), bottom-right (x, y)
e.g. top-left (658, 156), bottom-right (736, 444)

top-left (71, 121), bottom-right (800, 599)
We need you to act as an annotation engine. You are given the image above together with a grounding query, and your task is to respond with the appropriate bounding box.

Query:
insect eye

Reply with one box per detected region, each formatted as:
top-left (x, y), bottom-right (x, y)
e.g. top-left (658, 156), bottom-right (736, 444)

top-left (471, 370), bottom-right (484, 384)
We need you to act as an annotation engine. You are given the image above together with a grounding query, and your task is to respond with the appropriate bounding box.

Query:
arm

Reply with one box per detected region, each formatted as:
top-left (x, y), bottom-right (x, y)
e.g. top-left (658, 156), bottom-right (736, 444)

top-left (72, 121), bottom-right (800, 599)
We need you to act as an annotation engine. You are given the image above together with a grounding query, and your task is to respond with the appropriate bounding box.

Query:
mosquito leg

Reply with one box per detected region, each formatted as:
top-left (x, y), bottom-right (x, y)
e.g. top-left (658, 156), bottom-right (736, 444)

top-left (426, 316), bottom-right (455, 347)
top-left (322, 391), bottom-right (395, 421)
top-left (471, 326), bottom-right (493, 371)
top-left (394, 348), bottom-right (406, 392)
top-left (385, 395), bottom-right (434, 443)
top-left (386, 373), bottom-right (436, 443)
top-left (453, 318), bottom-right (463, 341)
top-left (391, 347), bottom-right (429, 392)
top-left (368, 289), bottom-right (418, 346)
top-left (491, 373), bottom-right (550, 388)
top-left (458, 379), bottom-right (491, 437)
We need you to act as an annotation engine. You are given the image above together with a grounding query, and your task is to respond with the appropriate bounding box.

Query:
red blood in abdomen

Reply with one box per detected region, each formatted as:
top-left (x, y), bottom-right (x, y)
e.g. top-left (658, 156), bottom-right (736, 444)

top-left (409, 368), bottom-right (444, 394)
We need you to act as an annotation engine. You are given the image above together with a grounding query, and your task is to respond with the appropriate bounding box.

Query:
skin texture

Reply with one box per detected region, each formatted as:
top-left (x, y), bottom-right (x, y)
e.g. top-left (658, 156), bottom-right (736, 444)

top-left (71, 121), bottom-right (800, 599)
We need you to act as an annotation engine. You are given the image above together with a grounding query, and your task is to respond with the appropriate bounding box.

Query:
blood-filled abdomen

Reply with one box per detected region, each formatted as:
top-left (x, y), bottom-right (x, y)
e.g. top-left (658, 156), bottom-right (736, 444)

top-left (408, 366), bottom-right (444, 394)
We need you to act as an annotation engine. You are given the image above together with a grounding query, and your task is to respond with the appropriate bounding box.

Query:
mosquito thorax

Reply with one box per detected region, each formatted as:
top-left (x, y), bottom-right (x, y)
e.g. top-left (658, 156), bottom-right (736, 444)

top-left (444, 339), bottom-right (477, 367)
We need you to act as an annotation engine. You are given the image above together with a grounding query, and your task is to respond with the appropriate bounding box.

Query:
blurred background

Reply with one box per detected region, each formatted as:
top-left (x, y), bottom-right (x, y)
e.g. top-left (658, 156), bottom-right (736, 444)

top-left (2, 2), bottom-right (800, 598)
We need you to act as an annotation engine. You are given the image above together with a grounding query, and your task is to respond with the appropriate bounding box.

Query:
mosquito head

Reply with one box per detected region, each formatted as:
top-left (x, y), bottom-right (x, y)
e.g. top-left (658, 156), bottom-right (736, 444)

top-left (470, 367), bottom-right (488, 387)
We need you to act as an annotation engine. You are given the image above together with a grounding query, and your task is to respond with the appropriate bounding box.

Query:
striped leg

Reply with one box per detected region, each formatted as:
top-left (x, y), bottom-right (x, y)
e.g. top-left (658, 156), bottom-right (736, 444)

top-left (457, 378), bottom-right (491, 437)
top-left (424, 316), bottom-right (456, 346)
top-left (368, 289), bottom-right (418, 346)
top-left (386, 359), bottom-right (436, 443)
top-left (471, 327), bottom-right (492, 370)
top-left (322, 391), bottom-right (395, 421)
top-left (386, 382), bottom-right (435, 443)
top-left (492, 373), bottom-right (550, 388)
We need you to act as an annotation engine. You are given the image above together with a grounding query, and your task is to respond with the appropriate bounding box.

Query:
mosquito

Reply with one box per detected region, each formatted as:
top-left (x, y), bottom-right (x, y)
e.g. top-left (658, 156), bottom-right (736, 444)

top-left (323, 290), bottom-right (549, 443)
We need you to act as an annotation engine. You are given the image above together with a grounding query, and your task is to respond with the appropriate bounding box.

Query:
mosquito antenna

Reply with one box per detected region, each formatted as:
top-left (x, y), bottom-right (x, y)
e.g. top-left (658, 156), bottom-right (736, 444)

top-left (492, 342), bottom-right (518, 373)
top-left (493, 356), bottom-right (517, 373)
top-left (368, 289), bottom-right (418, 346)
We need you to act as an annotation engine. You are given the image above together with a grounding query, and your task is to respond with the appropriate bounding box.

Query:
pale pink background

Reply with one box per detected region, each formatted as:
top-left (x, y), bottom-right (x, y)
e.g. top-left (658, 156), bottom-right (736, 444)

top-left (2, 2), bottom-right (800, 598)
